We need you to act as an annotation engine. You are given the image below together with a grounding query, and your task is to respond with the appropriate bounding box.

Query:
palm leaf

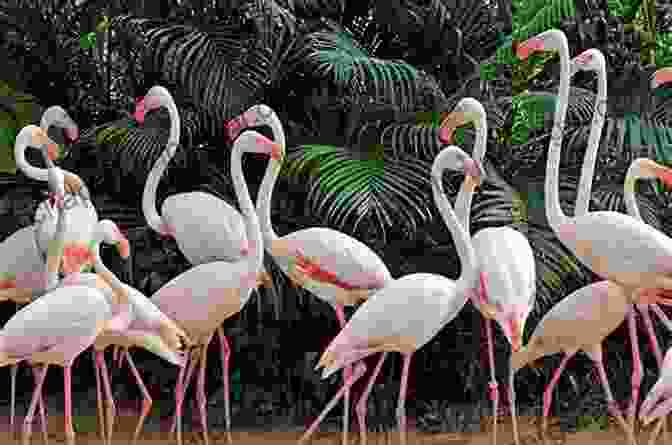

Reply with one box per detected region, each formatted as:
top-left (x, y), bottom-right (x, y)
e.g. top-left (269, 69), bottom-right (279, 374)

top-left (284, 143), bottom-right (432, 240)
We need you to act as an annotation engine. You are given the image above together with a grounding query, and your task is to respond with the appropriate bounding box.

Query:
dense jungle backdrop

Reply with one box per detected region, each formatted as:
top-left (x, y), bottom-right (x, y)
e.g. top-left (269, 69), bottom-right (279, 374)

top-left (3, 0), bottom-right (672, 436)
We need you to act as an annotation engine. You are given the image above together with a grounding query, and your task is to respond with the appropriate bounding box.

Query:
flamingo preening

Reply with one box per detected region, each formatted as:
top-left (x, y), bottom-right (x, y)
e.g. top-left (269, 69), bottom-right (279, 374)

top-left (1, 148), bottom-right (132, 445)
top-left (297, 145), bottom-right (485, 445)
top-left (442, 97), bottom-right (535, 445)
top-left (229, 104), bottom-right (394, 444)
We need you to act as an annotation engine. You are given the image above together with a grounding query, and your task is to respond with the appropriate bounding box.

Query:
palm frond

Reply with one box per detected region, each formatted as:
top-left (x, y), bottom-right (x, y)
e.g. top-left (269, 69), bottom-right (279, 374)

top-left (283, 144), bottom-right (433, 240)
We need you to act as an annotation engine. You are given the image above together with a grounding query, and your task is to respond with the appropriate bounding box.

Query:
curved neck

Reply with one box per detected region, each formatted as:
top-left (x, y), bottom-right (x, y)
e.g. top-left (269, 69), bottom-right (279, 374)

top-left (545, 40), bottom-right (572, 232)
top-left (454, 115), bottom-right (488, 233)
top-left (256, 113), bottom-right (285, 243)
top-left (142, 98), bottom-right (181, 233)
top-left (231, 144), bottom-right (265, 304)
top-left (623, 163), bottom-right (642, 220)
top-left (432, 170), bottom-right (478, 291)
top-left (15, 127), bottom-right (50, 182)
top-left (573, 64), bottom-right (607, 217)
top-left (93, 243), bottom-right (129, 308)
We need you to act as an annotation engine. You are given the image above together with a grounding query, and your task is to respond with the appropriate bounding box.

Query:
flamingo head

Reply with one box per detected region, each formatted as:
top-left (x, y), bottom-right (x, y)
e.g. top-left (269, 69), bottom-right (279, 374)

top-left (570, 49), bottom-right (606, 77)
top-left (251, 134), bottom-right (284, 161)
top-left (64, 126), bottom-right (79, 144)
top-left (493, 304), bottom-right (530, 353)
top-left (651, 67), bottom-right (672, 90)
top-left (516, 30), bottom-right (566, 60)
top-left (635, 159), bottom-right (672, 190)
top-left (439, 98), bottom-right (486, 144)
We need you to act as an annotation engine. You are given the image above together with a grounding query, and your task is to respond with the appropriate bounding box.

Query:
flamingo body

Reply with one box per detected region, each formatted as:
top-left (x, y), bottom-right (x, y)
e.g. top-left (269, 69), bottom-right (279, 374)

top-left (161, 191), bottom-right (248, 264)
top-left (0, 227), bottom-right (44, 291)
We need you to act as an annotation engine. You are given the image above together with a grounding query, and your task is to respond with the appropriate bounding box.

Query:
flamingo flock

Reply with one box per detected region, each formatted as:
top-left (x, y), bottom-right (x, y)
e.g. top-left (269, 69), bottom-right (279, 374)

top-left (3, 29), bottom-right (672, 445)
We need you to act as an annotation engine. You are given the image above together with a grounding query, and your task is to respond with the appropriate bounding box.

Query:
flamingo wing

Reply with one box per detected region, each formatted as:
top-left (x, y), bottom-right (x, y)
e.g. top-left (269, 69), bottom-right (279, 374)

top-left (472, 226), bottom-right (536, 308)
top-left (321, 273), bottom-right (463, 374)
top-left (0, 226), bottom-right (45, 290)
top-left (162, 192), bottom-right (247, 264)
top-left (0, 285), bottom-right (109, 360)
top-left (278, 228), bottom-right (392, 290)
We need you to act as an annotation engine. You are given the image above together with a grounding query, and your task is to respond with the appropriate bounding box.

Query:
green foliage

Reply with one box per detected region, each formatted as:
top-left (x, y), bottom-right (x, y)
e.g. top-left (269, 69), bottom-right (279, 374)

top-left (656, 33), bottom-right (672, 68)
top-left (511, 94), bottom-right (556, 143)
top-left (513, 0), bottom-right (576, 42)
top-left (576, 414), bottom-right (609, 431)
top-left (0, 80), bottom-right (42, 174)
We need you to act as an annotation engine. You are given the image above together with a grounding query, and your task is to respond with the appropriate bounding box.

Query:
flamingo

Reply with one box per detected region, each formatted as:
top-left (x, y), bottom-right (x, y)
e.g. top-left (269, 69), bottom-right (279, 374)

top-left (1, 151), bottom-right (132, 445)
top-left (519, 29), bottom-right (672, 428)
top-left (139, 130), bottom-right (279, 445)
top-left (441, 97), bottom-right (535, 445)
top-left (640, 347), bottom-right (672, 444)
top-left (228, 104), bottom-right (394, 444)
top-left (51, 218), bottom-right (191, 445)
top-left (297, 145), bottom-right (485, 445)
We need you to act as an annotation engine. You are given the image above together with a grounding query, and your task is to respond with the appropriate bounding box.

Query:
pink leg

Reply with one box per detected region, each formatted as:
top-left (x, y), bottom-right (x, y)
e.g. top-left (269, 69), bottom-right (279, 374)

top-left (541, 352), bottom-right (574, 434)
top-left (637, 304), bottom-right (664, 368)
top-left (334, 303), bottom-right (351, 445)
top-left (396, 353), bottom-right (412, 445)
top-left (627, 308), bottom-right (643, 428)
top-left (63, 365), bottom-right (75, 445)
top-left (10, 364), bottom-right (17, 434)
top-left (483, 317), bottom-right (499, 445)
top-left (196, 344), bottom-right (210, 445)
top-left (21, 364), bottom-right (48, 445)
top-left (96, 351), bottom-right (115, 445)
top-left (217, 327), bottom-right (233, 443)
top-left (30, 366), bottom-right (48, 445)
top-left (298, 361), bottom-right (367, 445)
top-left (93, 350), bottom-right (105, 441)
top-left (590, 347), bottom-right (637, 445)
top-left (172, 354), bottom-right (188, 442)
top-left (124, 351), bottom-right (152, 445)
top-left (171, 349), bottom-right (199, 434)
top-left (355, 352), bottom-right (387, 445)
top-left (174, 350), bottom-right (198, 445)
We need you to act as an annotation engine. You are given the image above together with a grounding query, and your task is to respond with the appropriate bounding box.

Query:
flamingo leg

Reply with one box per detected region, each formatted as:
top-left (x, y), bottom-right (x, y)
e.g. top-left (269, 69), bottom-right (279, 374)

top-left (172, 354), bottom-right (189, 443)
top-left (627, 308), bottom-right (643, 430)
top-left (30, 366), bottom-right (48, 445)
top-left (396, 353), bottom-right (412, 445)
top-left (93, 350), bottom-right (105, 441)
top-left (217, 326), bottom-right (233, 443)
top-left (483, 317), bottom-right (499, 445)
top-left (355, 352), bottom-right (388, 445)
top-left (541, 352), bottom-right (574, 435)
top-left (10, 364), bottom-right (17, 434)
top-left (196, 343), bottom-right (210, 445)
top-left (96, 351), bottom-right (115, 445)
top-left (589, 345), bottom-right (637, 445)
top-left (648, 418), bottom-right (666, 445)
top-left (638, 304), bottom-right (664, 368)
top-left (508, 362), bottom-right (520, 445)
top-left (124, 351), bottom-right (152, 445)
top-left (298, 362), bottom-right (367, 445)
top-left (171, 348), bottom-right (198, 435)
top-left (63, 365), bottom-right (75, 445)
top-left (22, 364), bottom-right (48, 445)
top-left (334, 303), bottom-right (350, 445)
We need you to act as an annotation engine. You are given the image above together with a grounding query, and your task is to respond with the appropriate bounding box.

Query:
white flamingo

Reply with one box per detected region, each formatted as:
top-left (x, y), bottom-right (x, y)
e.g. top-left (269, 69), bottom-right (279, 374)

top-left (140, 130), bottom-right (278, 445)
top-left (442, 97), bottom-right (535, 445)
top-left (297, 145), bottom-right (485, 445)
top-left (52, 219), bottom-right (190, 445)
top-left (227, 104), bottom-right (394, 444)
top-left (519, 30), bottom-right (672, 429)
top-left (1, 153), bottom-right (132, 445)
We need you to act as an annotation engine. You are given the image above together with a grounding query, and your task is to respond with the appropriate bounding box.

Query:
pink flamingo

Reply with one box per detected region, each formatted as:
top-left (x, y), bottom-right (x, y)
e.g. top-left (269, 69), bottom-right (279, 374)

top-left (519, 30), bottom-right (672, 432)
top-left (142, 130), bottom-right (279, 445)
top-left (1, 152), bottom-right (132, 445)
top-left (640, 347), bottom-right (672, 444)
top-left (297, 145), bottom-right (485, 445)
top-left (228, 104), bottom-right (393, 444)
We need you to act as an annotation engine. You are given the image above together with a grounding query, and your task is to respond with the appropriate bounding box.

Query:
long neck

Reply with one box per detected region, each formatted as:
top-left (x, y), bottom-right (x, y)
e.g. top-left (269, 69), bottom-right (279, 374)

top-left (432, 170), bottom-right (478, 291)
top-left (623, 163), bottom-right (642, 220)
top-left (142, 98), bottom-right (181, 233)
top-left (15, 130), bottom-right (48, 182)
top-left (93, 243), bottom-right (130, 308)
top-left (232, 144), bottom-right (265, 303)
top-left (545, 41), bottom-right (572, 232)
top-left (256, 113), bottom-right (284, 243)
top-left (573, 64), bottom-right (607, 217)
top-left (454, 115), bottom-right (488, 233)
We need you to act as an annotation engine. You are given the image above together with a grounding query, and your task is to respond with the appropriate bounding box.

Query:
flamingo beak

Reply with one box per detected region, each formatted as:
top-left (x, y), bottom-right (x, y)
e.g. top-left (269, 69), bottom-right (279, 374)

top-left (516, 37), bottom-right (544, 60)
top-left (265, 140), bottom-right (283, 161)
top-left (46, 142), bottom-right (62, 161)
top-left (133, 97), bottom-right (147, 124)
top-left (116, 238), bottom-right (130, 259)
top-left (651, 162), bottom-right (672, 189)
top-left (508, 319), bottom-right (523, 352)
top-left (64, 126), bottom-right (79, 143)
top-left (651, 67), bottom-right (672, 90)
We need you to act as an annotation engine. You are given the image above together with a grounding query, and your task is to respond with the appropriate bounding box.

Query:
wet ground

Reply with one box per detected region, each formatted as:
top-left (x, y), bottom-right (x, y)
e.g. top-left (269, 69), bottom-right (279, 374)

top-left (0, 390), bottom-right (667, 444)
